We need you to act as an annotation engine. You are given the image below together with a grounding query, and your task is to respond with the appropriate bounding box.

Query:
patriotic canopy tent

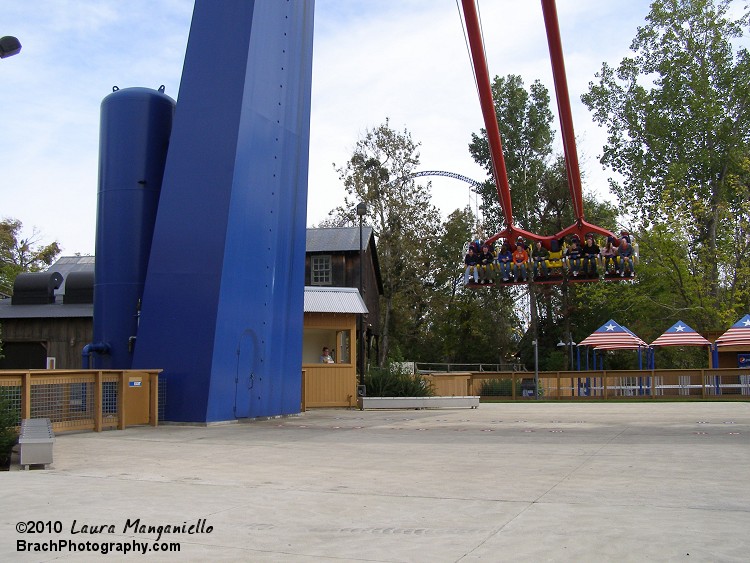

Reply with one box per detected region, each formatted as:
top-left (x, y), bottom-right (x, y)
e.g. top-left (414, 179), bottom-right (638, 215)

top-left (714, 314), bottom-right (750, 349)
top-left (650, 321), bottom-right (710, 347)
top-left (649, 320), bottom-right (711, 369)
top-left (574, 316), bottom-right (750, 369)
top-left (578, 320), bottom-right (648, 369)
top-left (578, 320), bottom-right (648, 350)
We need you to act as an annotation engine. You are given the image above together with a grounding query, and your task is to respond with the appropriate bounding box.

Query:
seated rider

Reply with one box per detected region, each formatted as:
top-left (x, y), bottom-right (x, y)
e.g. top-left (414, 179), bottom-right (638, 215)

top-left (478, 244), bottom-right (495, 284)
top-left (531, 241), bottom-right (549, 279)
top-left (600, 236), bottom-right (617, 274)
top-left (464, 246), bottom-right (479, 285)
top-left (512, 242), bottom-right (529, 282)
top-left (616, 238), bottom-right (635, 277)
top-left (566, 238), bottom-right (582, 277)
top-left (496, 241), bottom-right (513, 282)
top-left (581, 234), bottom-right (600, 276)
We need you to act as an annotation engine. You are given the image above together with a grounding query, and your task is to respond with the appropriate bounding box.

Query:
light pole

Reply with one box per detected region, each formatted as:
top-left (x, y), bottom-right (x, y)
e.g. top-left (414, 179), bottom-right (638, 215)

top-left (0, 36), bottom-right (22, 59)
top-left (356, 202), bottom-right (367, 397)
top-left (557, 333), bottom-right (577, 396)
top-left (556, 333), bottom-right (576, 370)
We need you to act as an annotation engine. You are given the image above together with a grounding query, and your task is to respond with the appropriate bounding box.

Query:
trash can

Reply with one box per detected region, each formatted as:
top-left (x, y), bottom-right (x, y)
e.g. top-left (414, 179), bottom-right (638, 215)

top-left (521, 378), bottom-right (536, 398)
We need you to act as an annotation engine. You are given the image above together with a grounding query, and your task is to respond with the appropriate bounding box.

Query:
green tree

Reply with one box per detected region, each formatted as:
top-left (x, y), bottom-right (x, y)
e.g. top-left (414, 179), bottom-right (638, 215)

top-left (466, 74), bottom-right (623, 370)
top-left (468, 75), bottom-right (555, 235)
top-left (581, 0), bottom-right (750, 314)
top-left (412, 207), bottom-right (521, 364)
top-left (0, 218), bottom-right (61, 295)
top-left (331, 119), bottom-right (442, 364)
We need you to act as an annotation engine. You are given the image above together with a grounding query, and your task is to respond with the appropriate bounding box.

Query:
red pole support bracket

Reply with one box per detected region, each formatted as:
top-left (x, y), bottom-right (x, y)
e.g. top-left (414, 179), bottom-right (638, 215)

top-left (460, 0), bottom-right (514, 230)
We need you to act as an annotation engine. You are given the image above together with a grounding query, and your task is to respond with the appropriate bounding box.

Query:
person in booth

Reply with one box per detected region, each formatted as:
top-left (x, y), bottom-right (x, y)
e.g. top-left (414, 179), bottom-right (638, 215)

top-left (320, 347), bottom-right (334, 363)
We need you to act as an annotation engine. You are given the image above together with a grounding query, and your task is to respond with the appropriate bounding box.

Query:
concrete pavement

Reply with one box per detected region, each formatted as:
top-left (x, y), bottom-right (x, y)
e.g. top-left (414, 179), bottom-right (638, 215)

top-left (2, 402), bottom-right (750, 562)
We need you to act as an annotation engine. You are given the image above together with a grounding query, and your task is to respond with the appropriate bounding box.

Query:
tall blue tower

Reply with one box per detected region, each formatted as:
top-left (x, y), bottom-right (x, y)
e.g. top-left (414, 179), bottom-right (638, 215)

top-left (131, 0), bottom-right (315, 422)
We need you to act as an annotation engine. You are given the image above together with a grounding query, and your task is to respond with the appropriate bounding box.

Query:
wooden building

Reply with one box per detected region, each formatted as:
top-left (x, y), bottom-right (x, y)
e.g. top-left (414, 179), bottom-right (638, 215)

top-left (0, 257), bottom-right (94, 369)
top-left (1, 228), bottom-right (382, 408)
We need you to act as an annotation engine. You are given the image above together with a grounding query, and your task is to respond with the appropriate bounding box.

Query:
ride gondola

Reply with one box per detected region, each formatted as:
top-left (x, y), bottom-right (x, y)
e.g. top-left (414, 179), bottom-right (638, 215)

top-left (458, 0), bottom-right (637, 287)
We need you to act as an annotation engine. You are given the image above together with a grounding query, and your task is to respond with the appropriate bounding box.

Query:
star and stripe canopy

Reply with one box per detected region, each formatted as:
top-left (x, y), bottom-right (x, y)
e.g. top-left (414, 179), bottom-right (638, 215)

top-left (578, 319), bottom-right (648, 350)
top-left (714, 314), bottom-right (750, 348)
top-left (650, 321), bottom-right (710, 347)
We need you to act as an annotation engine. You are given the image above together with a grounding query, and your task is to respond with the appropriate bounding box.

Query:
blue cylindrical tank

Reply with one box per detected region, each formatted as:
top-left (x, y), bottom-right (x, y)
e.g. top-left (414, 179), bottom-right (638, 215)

top-left (93, 86), bottom-right (175, 369)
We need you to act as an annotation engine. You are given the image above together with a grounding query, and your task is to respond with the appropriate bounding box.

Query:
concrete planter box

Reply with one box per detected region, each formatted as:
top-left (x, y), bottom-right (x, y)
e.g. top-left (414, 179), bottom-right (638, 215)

top-left (362, 396), bottom-right (479, 409)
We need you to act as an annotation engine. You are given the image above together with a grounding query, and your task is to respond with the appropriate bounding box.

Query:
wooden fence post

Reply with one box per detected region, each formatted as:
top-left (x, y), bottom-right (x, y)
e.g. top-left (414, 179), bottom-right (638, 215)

top-left (94, 371), bottom-right (103, 432)
top-left (22, 371), bottom-right (31, 420)
top-left (118, 371), bottom-right (127, 430)
top-left (149, 371), bottom-right (159, 427)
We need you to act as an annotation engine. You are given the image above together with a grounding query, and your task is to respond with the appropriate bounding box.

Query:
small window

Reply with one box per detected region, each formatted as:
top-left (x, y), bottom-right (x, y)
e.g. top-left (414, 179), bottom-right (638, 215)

top-left (311, 255), bottom-right (332, 285)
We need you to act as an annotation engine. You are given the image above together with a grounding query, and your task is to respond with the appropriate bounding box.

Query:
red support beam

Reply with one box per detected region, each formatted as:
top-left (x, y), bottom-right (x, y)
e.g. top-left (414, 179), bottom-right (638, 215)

top-left (541, 0), bottom-right (584, 222)
top-left (461, 0), bottom-right (614, 249)
top-left (460, 0), bottom-right (514, 230)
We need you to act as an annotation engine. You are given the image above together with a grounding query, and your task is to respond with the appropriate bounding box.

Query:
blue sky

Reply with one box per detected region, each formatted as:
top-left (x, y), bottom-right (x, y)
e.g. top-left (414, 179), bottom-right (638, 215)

top-left (1, 0), bottom-right (655, 256)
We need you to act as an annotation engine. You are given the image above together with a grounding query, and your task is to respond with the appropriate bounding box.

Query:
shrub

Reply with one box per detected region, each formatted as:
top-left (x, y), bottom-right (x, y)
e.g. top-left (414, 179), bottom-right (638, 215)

top-left (365, 362), bottom-right (434, 397)
top-left (0, 388), bottom-right (19, 468)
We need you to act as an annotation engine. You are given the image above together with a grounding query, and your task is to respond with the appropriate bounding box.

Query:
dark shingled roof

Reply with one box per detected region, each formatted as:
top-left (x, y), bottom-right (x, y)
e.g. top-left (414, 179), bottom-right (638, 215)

top-left (0, 301), bottom-right (92, 319)
top-left (306, 226), bottom-right (374, 252)
top-left (49, 256), bottom-right (94, 296)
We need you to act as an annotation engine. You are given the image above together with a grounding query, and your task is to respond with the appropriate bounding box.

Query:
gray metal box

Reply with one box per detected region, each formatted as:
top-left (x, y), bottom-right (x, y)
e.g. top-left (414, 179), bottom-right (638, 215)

top-left (18, 419), bottom-right (55, 469)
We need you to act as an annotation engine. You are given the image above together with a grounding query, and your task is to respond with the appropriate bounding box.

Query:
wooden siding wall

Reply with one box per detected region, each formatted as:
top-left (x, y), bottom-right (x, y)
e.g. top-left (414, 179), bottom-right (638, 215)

top-left (302, 365), bottom-right (357, 408)
top-left (305, 248), bottom-right (380, 334)
top-left (305, 312), bottom-right (356, 331)
top-left (425, 373), bottom-right (472, 396)
top-left (0, 317), bottom-right (92, 369)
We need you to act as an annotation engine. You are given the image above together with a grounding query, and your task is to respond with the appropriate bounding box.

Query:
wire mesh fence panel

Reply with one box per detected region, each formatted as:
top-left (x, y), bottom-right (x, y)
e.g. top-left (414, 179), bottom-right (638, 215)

top-left (102, 374), bottom-right (120, 428)
top-left (1, 371), bottom-right (157, 434)
top-left (0, 380), bottom-right (22, 426)
top-left (30, 375), bottom-right (95, 430)
top-left (653, 371), bottom-right (703, 397)
top-left (706, 371), bottom-right (746, 397)
top-left (475, 377), bottom-right (519, 398)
